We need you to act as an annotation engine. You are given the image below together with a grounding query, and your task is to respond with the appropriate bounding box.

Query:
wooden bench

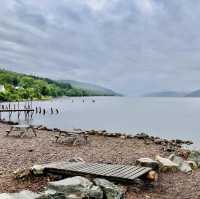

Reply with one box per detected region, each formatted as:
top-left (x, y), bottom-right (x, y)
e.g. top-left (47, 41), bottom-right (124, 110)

top-left (6, 124), bottom-right (37, 137)
top-left (55, 131), bottom-right (88, 145)
top-left (32, 161), bottom-right (154, 182)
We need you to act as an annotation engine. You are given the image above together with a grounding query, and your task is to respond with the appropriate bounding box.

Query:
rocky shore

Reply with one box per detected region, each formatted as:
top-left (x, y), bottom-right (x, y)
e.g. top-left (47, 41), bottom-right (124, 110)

top-left (0, 121), bottom-right (200, 198)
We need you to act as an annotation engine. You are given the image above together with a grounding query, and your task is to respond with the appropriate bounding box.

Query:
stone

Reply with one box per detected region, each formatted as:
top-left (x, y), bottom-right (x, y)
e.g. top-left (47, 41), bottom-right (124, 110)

top-left (154, 138), bottom-right (162, 145)
top-left (13, 168), bottom-right (31, 180)
top-left (146, 171), bottom-right (158, 182)
top-left (163, 145), bottom-right (175, 152)
top-left (31, 165), bottom-right (45, 176)
top-left (36, 191), bottom-right (66, 199)
top-left (0, 190), bottom-right (39, 199)
top-left (48, 176), bottom-right (103, 199)
top-left (169, 154), bottom-right (192, 173)
top-left (134, 133), bottom-right (149, 139)
top-left (136, 158), bottom-right (159, 170)
top-left (94, 178), bottom-right (124, 199)
top-left (188, 150), bottom-right (200, 167)
top-left (155, 155), bottom-right (178, 172)
top-left (184, 140), bottom-right (193, 145)
top-left (68, 157), bottom-right (85, 163)
top-left (186, 160), bottom-right (198, 170)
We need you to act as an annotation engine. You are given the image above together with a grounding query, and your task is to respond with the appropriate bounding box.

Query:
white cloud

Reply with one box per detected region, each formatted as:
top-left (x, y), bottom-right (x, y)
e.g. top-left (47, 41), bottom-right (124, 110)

top-left (85, 0), bottom-right (108, 11)
top-left (134, 0), bottom-right (154, 15)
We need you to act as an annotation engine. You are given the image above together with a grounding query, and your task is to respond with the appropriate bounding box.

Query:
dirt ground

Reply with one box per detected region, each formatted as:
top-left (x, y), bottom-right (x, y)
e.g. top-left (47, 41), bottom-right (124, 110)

top-left (0, 122), bottom-right (199, 199)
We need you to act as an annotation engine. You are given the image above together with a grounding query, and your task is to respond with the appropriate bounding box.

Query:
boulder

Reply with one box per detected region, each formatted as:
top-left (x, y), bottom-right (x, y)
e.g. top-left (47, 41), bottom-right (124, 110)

top-left (186, 160), bottom-right (198, 170)
top-left (94, 178), bottom-right (124, 199)
top-left (36, 191), bottom-right (66, 199)
top-left (48, 176), bottom-right (103, 199)
top-left (146, 171), bottom-right (158, 182)
top-left (155, 155), bottom-right (178, 172)
top-left (68, 157), bottom-right (85, 163)
top-left (0, 190), bottom-right (39, 199)
top-left (31, 165), bottom-right (44, 176)
top-left (13, 168), bottom-right (31, 180)
top-left (136, 158), bottom-right (159, 170)
top-left (134, 133), bottom-right (149, 139)
top-left (154, 138), bottom-right (162, 145)
top-left (188, 150), bottom-right (200, 167)
top-left (169, 154), bottom-right (192, 173)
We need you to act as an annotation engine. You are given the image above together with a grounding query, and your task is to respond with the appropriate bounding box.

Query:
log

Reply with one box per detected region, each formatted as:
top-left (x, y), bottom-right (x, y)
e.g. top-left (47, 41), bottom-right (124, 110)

top-left (146, 170), bottom-right (158, 182)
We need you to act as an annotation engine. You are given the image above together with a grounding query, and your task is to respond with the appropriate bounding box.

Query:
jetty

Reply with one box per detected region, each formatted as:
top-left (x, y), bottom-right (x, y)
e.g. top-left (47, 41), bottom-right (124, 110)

top-left (0, 109), bottom-right (34, 112)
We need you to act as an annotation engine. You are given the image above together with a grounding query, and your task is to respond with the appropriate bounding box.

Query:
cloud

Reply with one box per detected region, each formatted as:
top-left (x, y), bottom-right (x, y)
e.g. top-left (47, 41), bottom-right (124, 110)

top-left (0, 0), bottom-right (200, 95)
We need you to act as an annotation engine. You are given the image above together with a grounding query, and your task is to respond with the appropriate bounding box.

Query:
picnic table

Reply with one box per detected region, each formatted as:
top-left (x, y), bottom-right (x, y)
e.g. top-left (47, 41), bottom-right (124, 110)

top-left (6, 124), bottom-right (37, 137)
top-left (55, 130), bottom-right (88, 145)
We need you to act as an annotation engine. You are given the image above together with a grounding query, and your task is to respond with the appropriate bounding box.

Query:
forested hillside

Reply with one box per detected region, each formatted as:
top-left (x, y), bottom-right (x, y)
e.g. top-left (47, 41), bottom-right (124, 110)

top-left (0, 70), bottom-right (100, 101)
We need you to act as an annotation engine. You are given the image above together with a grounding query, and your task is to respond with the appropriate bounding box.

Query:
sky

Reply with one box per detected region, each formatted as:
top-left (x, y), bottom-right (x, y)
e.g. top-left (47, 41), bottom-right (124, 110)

top-left (0, 0), bottom-right (200, 95)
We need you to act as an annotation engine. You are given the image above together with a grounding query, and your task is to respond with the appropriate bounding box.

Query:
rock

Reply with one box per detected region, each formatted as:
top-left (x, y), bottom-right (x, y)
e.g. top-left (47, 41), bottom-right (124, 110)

top-left (134, 133), bottom-right (150, 139)
top-left (13, 168), bottom-right (31, 180)
top-left (163, 144), bottom-right (176, 152)
top-left (94, 178), bottom-right (124, 199)
top-left (31, 165), bottom-right (44, 176)
top-left (68, 157), bottom-right (85, 163)
top-left (146, 171), bottom-right (158, 182)
top-left (175, 139), bottom-right (184, 144)
top-left (177, 149), bottom-right (190, 159)
top-left (36, 191), bottom-right (66, 199)
top-left (184, 140), bottom-right (193, 145)
top-left (136, 158), bottom-right (159, 170)
top-left (154, 138), bottom-right (162, 145)
top-left (188, 150), bottom-right (200, 167)
top-left (0, 190), bottom-right (39, 199)
top-left (169, 154), bottom-right (192, 173)
top-left (48, 176), bottom-right (103, 199)
top-left (186, 160), bottom-right (198, 170)
top-left (155, 155), bottom-right (178, 172)
top-left (120, 135), bottom-right (127, 139)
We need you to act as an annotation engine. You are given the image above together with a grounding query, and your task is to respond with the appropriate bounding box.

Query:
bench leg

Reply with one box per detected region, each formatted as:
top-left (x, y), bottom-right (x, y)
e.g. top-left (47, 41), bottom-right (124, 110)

top-left (6, 127), bottom-right (13, 136)
top-left (20, 130), bottom-right (25, 137)
top-left (31, 128), bottom-right (37, 137)
top-left (55, 136), bottom-right (60, 142)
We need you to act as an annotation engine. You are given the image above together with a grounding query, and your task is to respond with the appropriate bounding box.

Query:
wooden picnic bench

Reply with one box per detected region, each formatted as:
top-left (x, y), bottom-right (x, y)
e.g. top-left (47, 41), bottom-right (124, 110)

top-left (6, 124), bottom-right (37, 137)
top-left (55, 130), bottom-right (88, 145)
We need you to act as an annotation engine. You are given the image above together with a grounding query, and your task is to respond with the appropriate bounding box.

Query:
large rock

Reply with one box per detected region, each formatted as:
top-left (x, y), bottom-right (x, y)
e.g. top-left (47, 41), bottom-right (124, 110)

top-left (94, 178), bottom-right (124, 199)
top-left (13, 168), bottom-right (31, 180)
top-left (36, 191), bottom-right (66, 199)
top-left (31, 165), bottom-right (45, 176)
top-left (0, 191), bottom-right (39, 199)
top-left (136, 158), bottom-right (159, 170)
top-left (134, 133), bottom-right (149, 139)
top-left (48, 176), bottom-right (103, 199)
top-left (169, 154), bottom-right (192, 173)
top-left (186, 160), bottom-right (198, 170)
top-left (188, 150), bottom-right (200, 167)
top-left (155, 155), bottom-right (178, 172)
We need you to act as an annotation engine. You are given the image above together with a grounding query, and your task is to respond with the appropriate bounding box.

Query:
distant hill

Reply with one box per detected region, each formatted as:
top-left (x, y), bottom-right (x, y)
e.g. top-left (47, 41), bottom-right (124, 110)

top-left (0, 69), bottom-right (120, 101)
top-left (143, 91), bottom-right (187, 97)
top-left (60, 80), bottom-right (120, 96)
top-left (185, 90), bottom-right (200, 97)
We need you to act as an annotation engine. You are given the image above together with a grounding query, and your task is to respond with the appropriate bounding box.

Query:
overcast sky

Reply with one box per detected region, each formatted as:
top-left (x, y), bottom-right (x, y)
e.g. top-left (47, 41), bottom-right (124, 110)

top-left (0, 0), bottom-right (200, 95)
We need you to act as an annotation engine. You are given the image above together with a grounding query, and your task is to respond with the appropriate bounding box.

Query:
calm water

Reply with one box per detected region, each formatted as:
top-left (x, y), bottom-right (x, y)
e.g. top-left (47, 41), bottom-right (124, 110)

top-left (2, 97), bottom-right (200, 147)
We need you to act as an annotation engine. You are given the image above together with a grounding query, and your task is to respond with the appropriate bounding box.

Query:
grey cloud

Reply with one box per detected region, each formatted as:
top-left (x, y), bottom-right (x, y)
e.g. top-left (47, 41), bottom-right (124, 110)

top-left (0, 0), bottom-right (200, 95)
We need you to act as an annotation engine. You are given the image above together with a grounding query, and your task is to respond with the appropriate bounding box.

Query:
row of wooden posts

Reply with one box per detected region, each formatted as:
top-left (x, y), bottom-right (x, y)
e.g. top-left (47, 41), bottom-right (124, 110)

top-left (0, 101), bottom-right (60, 121)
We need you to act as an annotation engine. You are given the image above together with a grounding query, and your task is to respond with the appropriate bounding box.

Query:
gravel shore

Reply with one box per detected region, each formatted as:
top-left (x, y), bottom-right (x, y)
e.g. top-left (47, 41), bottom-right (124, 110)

top-left (0, 122), bottom-right (199, 198)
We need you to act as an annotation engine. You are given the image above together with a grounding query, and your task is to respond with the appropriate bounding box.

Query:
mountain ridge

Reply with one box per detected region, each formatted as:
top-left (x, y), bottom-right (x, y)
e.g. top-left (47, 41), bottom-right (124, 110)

top-left (59, 80), bottom-right (120, 96)
top-left (143, 90), bottom-right (200, 97)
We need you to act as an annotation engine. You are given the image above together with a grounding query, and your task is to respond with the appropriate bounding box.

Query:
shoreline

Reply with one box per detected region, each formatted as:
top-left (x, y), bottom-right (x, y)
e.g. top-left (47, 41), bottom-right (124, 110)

top-left (0, 119), bottom-right (194, 147)
top-left (0, 120), bottom-right (199, 198)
